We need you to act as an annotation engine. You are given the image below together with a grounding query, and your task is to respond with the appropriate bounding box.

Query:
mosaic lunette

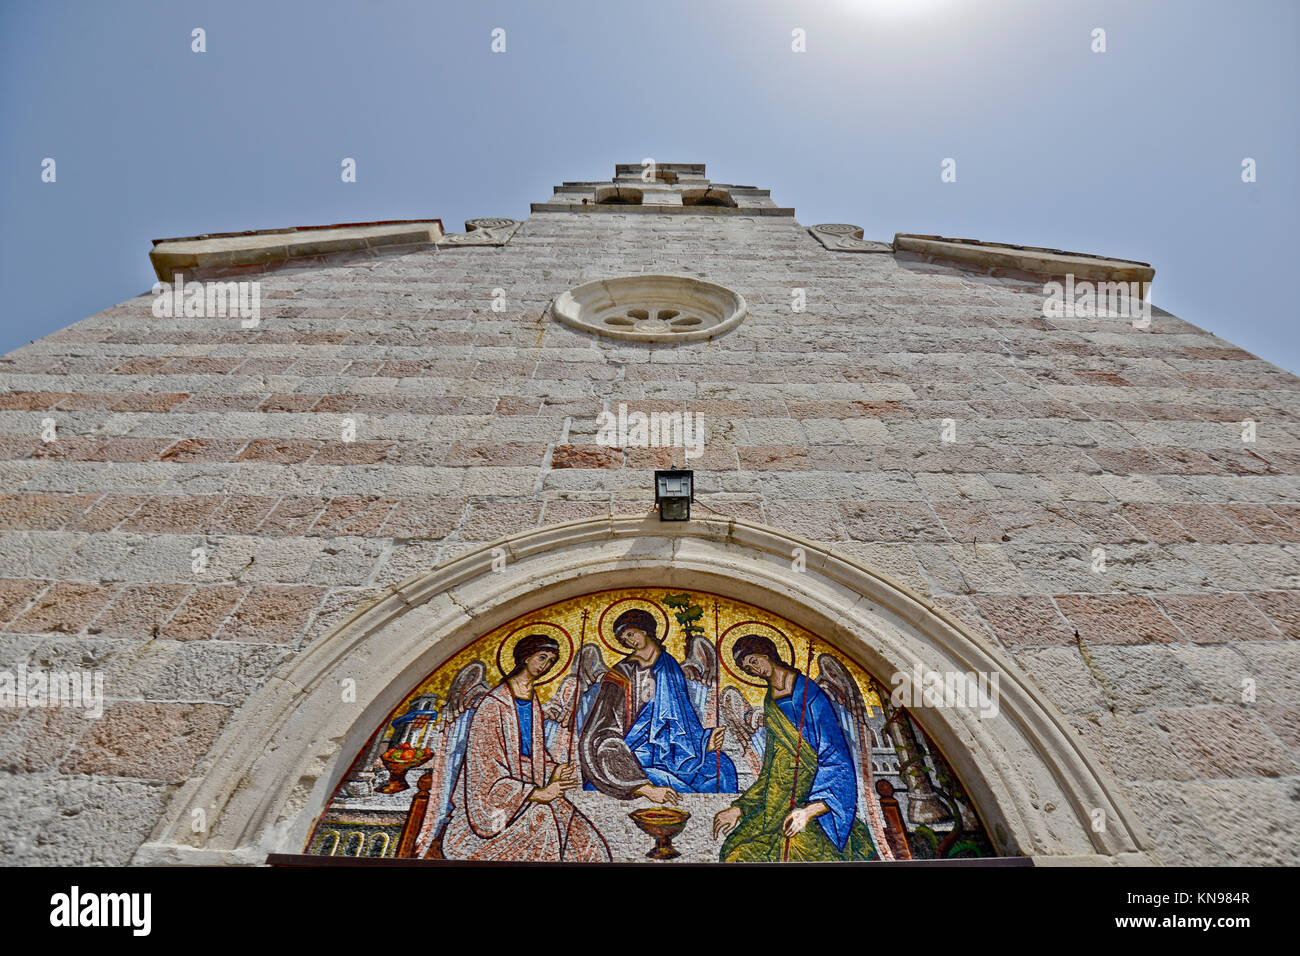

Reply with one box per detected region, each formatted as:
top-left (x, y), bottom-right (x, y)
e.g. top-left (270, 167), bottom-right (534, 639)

top-left (307, 588), bottom-right (995, 863)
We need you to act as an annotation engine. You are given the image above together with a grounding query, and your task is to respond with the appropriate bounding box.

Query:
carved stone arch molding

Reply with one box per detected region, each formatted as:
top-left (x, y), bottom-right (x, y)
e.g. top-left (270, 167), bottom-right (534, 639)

top-left (134, 516), bottom-right (1153, 865)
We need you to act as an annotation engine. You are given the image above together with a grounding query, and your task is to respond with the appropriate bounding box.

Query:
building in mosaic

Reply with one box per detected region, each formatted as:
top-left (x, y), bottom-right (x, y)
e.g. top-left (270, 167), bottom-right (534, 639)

top-left (0, 162), bottom-right (1297, 866)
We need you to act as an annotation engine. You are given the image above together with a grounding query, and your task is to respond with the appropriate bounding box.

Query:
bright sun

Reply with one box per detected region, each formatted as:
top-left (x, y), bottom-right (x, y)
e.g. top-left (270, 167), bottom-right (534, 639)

top-left (837, 0), bottom-right (953, 21)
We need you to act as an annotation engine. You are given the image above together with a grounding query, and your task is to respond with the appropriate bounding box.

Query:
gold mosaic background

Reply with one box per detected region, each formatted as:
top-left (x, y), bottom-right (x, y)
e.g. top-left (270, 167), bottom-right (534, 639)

top-left (389, 588), bottom-right (884, 731)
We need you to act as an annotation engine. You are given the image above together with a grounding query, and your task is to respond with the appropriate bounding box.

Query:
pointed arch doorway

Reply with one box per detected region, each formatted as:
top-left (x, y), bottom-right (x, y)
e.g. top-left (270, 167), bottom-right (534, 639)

top-left (133, 516), bottom-right (1153, 866)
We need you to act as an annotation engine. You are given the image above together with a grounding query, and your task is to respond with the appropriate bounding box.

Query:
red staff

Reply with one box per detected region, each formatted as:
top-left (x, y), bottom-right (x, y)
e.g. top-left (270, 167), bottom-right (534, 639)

top-left (560, 609), bottom-right (589, 857)
top-left (783, 636), bottom-right (814, 862)
top-left (713, 601), bottom-right (722, 792)
top-left (566, 609), bottom-right (589, 766)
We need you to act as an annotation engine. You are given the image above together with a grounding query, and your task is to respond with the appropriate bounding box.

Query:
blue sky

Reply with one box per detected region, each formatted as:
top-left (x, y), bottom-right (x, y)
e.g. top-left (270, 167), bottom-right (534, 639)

top-left (2, 0), bottom-right (1296, 369)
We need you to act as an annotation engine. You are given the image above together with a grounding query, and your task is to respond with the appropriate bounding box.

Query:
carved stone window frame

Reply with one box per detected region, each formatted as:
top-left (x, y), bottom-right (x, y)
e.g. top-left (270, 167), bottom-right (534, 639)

top-left (552, 274), bottom-right (748, 343)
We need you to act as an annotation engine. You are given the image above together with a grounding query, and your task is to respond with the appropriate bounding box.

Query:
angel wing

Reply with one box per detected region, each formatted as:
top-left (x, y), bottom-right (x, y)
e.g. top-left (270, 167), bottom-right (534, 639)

top-left (720, 685), bottom-right (764, 777)
top-left (443, 660), bottom-right (490, 724)
top-left (543, 646), bottom-right (607, 723)
top-left (682, 633), bottom-right (717, 685)
top-left (543, 645), bottom-right (608, 758)
top-left (415, 660), bottom-right (489, 857)
top-left (681, 634), bottom-right (720, 726)
top-left (544, 675), bottom-right (576, 725)
top-left (816, 652), bottom-right (896, 861)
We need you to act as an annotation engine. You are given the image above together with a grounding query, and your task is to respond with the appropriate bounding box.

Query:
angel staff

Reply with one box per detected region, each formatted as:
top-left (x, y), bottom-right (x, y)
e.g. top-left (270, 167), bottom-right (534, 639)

top-left (782, 635), bottom-right (815, 862)
top-left (560, 608), bottom-right (590, 858)
top-left (566, 609), bottom-right (590, 766)
top-left (713, 601), bottom-right (722, 792)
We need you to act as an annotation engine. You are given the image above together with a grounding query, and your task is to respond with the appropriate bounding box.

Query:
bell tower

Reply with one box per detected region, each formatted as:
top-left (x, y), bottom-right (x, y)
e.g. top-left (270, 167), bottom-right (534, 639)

top-left (530, 162), bottom-right (794, 216)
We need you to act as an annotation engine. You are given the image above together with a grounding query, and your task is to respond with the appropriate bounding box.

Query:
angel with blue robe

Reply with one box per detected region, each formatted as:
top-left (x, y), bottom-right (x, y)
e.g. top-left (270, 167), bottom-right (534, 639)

top-left (579, 608), bottom-right (737, 801)
top-left (712, 634), bottom-right (876, 861)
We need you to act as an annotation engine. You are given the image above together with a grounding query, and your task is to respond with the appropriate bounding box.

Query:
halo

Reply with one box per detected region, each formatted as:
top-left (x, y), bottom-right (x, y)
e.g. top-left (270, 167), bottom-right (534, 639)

top-left (495, 621), bottom-right (574, 685)
top-left (597, 597), bottom-right (673, 656)
top-left (719, 620), bottom-right (797, 688)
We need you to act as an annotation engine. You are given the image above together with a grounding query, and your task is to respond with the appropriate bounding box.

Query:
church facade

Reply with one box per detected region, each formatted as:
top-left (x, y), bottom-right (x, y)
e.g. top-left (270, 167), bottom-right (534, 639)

top-left (0, 163), bottom-right (1296, 866)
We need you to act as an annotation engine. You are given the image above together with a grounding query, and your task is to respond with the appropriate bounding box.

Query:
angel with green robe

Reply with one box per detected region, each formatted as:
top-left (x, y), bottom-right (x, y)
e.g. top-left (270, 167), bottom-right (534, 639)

top-left (712, 635), bottom-right (876, 862)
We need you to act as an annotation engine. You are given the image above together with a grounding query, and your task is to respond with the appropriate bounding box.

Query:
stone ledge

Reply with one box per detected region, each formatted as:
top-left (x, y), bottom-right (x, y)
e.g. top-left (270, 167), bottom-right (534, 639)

top-left (553, 184), bottom-right (772, 197)
top-left (1029, 852), bottom-right (1156, 866)
top-left (529, 203), bottom-right (796, 217)
top-left (149, 219), bottom-right (445, 282)
top-left (893, 234), bottom-right (1155, 284)
top-left (614, 162), bottom-right (706, 178)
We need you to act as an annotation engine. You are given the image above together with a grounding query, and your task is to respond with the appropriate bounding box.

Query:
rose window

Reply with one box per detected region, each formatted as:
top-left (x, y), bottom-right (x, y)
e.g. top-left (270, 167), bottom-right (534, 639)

top-left (552, 274), bottom-right (747, 342)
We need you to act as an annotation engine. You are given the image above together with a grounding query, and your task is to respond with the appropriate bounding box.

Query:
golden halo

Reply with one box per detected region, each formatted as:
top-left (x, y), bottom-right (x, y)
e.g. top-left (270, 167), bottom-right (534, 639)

top-left (495, 621), bottom-right (574, 684)
top-left (719, 620), bottom-right (797, 688)
top-left (597, 597), bottom-right (674, 656)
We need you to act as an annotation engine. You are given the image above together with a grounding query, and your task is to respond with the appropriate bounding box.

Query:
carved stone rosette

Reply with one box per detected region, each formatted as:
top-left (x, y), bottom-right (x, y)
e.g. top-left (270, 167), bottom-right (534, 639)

top-left (437, 217), bottom-right (521, 247)
top-left (809, 223), bottom-right (893, 253)
top-left (552, 274), bottom-right (747, 342)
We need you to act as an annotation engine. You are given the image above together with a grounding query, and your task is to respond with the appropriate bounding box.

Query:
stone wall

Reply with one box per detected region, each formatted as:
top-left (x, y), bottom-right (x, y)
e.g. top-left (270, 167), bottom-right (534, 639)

top-left (0, 204), bottom-right (1297, 864)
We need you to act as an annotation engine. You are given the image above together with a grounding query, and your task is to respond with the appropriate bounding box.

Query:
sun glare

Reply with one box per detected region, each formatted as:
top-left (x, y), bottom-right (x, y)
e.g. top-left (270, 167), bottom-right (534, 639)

top-left (837, 0), bottom-right (954, 21)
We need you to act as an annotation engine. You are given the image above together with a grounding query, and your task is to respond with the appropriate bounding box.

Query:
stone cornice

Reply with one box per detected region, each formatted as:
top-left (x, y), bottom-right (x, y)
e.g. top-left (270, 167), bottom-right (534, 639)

top-left (149, 219), bottom-right (445, 282)
top-left (529, 203), bottom-right (795, 217)
top-left (894, 233), bottom-right (1154, 284)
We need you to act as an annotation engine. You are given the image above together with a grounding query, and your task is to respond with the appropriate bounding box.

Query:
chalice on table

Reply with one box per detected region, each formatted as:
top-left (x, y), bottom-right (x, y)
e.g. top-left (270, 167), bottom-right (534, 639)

top-left (629, 807), bottom-right (690, 860)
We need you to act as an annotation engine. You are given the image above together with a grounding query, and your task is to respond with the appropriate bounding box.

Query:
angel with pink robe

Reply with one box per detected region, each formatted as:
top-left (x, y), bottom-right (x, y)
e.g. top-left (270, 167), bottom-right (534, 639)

top-left (441, 633), bottom-right (610, 862)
